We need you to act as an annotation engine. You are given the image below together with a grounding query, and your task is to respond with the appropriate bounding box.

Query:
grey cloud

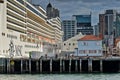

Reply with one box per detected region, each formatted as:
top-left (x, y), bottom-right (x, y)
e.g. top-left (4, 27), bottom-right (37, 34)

top-left (55, 0), bottom-right (107, 3)
top-left (81, 0), bottom-right (103, 3)
top-left (55, 0), bottom-right (80, 2)
top-left (33, 0), bottom-right (120, 25)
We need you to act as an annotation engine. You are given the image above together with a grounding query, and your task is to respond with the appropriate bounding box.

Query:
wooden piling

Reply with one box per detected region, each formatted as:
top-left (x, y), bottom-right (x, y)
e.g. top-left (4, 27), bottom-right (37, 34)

top-left (40, 59), bottom-right (42, 73)
top-left (26, 60), bottom-right (28, 71)
top-left (2, 59), bottom-right (6, 73)
top-left (29, 59), bottom-right (31, 73)
top-left (21, 59), bottom-right (23, 73)
top-left (63, 60), bottom-right (65, 72)
top-left (80, 59), bottom-right (82, 72)
top-left (60, 59), bottom-right (62, 73)
top-left (88, 59), bottom-right (92, 72)
top-left (119, 61), bottom-right (120, 72)
top-left (69, 59), bottom-right (71, 73)
top-left (100, 59), bottom-right (103, 72)
top-left (75, 60), bottom-right (78, 72)
top-left (36, 61), bottom-right (39, 73)
top-left (50, 59), bottom-right (52, 72)
top-left (7, 58), bottom-right (10, 73)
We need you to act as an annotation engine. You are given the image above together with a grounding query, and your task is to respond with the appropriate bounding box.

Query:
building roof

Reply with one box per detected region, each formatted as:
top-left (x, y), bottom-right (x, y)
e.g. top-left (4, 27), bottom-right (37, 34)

top-left (47, 3), bottom-right (52, 8)
top-left (115, 37), bottom-right (120, 46)
top-left (63, 33), bottom-right (84, 42)
top-left (78, 35), bottom-right (102, 41)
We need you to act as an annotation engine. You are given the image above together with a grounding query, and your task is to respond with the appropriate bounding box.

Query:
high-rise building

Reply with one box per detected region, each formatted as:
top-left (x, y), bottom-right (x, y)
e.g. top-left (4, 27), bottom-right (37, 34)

top-left (99, 10), bottom-right (118, 37)
top-left (99, 9), bottom-right (120, 47)
top-left (62, 20), bottom-right (76, 41)
top-left (105, 10), bottom-right (117, 35)
top-left (62, 14), bottom-right (93, 41)
top-left (73, 15), bottom-right (93, 35)
top-left (115, 14), bottom-right (120, 37)
top-left (46, 3), bottom-right (59, 19)
top-left (93, 23), bottom-right (99, 36)
top-left (99, 14), bottom-right (105, 36)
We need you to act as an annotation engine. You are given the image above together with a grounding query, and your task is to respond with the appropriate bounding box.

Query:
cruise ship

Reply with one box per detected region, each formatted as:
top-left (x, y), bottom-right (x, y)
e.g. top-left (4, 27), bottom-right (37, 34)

top-left (0, 0), bottom-right (63, 58)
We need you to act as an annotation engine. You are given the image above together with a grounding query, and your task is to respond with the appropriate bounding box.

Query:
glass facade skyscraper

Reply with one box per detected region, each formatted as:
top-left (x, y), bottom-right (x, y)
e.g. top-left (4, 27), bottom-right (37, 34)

top-left (73, 15), bottom-right (93, 35)
top-left (62, 14), bottom-right (93, 41)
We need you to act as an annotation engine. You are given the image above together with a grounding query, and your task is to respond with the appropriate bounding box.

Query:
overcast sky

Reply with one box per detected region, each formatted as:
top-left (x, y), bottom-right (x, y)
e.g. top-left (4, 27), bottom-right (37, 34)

top-left (32, 0), bottom-right (120, 25)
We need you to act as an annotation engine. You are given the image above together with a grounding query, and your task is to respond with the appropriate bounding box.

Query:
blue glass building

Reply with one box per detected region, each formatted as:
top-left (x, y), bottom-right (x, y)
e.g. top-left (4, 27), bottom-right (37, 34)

top-left (73, 15), bottom-right (93, 35)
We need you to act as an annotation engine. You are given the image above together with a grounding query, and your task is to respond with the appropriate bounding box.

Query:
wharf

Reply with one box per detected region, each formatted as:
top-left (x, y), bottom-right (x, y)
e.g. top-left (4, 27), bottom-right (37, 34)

top-left (0, 57), bottom-right (120, 74)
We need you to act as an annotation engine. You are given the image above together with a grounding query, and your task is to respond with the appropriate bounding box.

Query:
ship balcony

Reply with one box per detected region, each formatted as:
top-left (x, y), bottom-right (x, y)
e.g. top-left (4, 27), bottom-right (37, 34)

top-left (51, 20), bottom-right (61, 27)
top-left (52, 23), bottom-right (62, 30)
top-left (55, 27), bottom-right (61, 32)
top-left (27, 22), bottom-right (53, 36)
top-left (27, 18), bottom-right (54, 33)
top-left (25, 1), bottom-right (47, 19)
top-left (7, 1), bottom-right (26, 17)
top-left (27, 27), bottom-right (53, 39)
top-left (7, 22), bottom-right (27, 33)
top-left (27, 11), bottom-right (54, 31)
top-left (7, 8), bottom-right (26, 22)
top-left (55, 34), bottom-right (62, 40)
top-left (55, 30), bottom-right (62, 36)
top-left (7, 15), bottom-right (26, 28)
top-left (8, 0), bottom-right (26, 11)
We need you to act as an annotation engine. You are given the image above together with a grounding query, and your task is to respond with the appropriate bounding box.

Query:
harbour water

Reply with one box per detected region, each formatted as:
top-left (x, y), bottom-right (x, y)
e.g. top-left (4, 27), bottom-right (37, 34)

top-left (0, 73), bottom-right (120, 80)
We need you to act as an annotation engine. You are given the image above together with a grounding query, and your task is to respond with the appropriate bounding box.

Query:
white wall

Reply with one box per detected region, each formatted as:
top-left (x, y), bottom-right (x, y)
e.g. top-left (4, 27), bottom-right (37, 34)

top-left (76, 40), bottom-right (103, 56)
top-left (62, 41), bottom-right (77, 52)
top-left (0, 1), bottom-right (7, 57)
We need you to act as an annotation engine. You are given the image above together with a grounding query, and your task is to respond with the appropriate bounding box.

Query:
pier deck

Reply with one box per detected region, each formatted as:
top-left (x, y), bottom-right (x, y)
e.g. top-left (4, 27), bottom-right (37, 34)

top-left (0, 57), bottom-right (120, 74)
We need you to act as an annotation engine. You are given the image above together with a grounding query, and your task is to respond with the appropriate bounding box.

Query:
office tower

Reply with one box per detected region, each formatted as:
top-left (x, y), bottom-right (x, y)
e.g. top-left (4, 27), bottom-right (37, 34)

top-left (62, 20), bottom-right (76, 41)
top-left (46, 3), bottom-right (59, 19)
top-left (73, 15), bottom-right (93, 35)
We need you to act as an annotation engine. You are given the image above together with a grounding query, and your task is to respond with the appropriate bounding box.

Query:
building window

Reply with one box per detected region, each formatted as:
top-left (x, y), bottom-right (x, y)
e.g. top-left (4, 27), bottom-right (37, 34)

top-left (69, 43), bottom-right (71, 46)
top-left (2, 33), bottom-right (5, 36)
top-left (94, 50), bottom-right (97, 53)
top-left (82, 42), bottom-right (88, 46)
top-left (99, 50), bottom-right (102, 53)
top-left (96, 42), bottom-right (100, 46)
top-left (73, 43), bottom-right (75, 46)
top-left (79, 50), bottom-right (83, 54)
top-left (89, 50), bottom-right (92, 53)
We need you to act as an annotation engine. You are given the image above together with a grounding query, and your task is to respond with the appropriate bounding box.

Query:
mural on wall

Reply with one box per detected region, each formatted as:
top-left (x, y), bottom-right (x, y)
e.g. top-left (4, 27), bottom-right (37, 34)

top-left (9, 39), bottom-right (23, 57)
top-left (9, 39), bottom-right (15, 58)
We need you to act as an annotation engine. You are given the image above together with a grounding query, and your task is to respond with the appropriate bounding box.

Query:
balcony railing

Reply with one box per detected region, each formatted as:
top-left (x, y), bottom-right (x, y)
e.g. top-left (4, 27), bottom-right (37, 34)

top-left (16, 0), bottom-right (46, 19)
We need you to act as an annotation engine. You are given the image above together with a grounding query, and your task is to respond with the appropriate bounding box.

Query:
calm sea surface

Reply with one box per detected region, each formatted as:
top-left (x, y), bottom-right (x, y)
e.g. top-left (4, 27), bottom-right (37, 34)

top-left (0, 73), bottom-right (120, 80)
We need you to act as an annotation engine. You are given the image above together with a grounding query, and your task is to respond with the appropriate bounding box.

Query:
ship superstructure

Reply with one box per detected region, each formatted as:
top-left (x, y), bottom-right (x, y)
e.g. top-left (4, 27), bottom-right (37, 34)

top-left (0, 0), bottom-right (63, 58)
